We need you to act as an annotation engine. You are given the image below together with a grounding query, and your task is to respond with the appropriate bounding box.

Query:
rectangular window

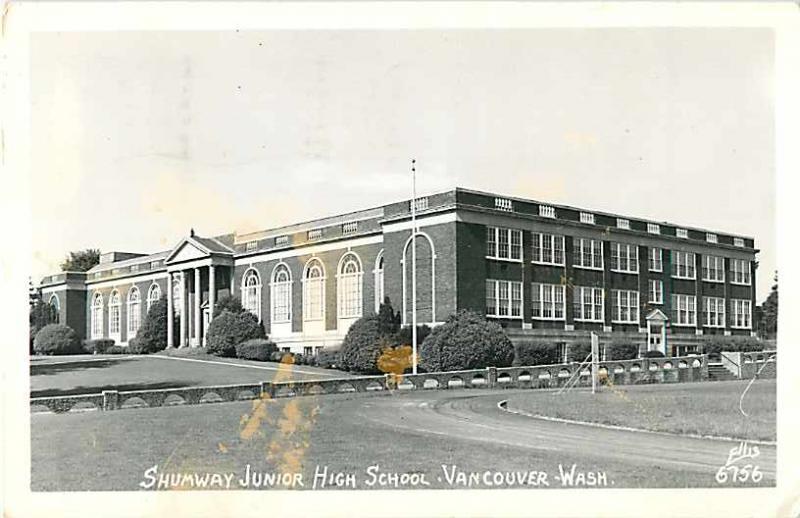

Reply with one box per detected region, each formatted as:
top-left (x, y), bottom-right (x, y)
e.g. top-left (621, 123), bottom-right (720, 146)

top-left (611, 290), bottom-right (639, 323)
top-left (610, 243), bottom-right (639, 273)
top-left (676, 228), bottom-right (688, 239)
top-left (734, 237), bottom-right (745, 247)
top-left (671, 294), bottom-right (697, 326)
top-left (531, 283), bottom-right (565, 320)
top-left (486, 279), bottom-right (523, 319)
top-left (495, 198), bottom-right (513, 212)
top-left (702, 255), bottom-right (725, 282)
top-left (573, 286), bottom-right (604, 322)
top-left (573, 238), bottom-right (603, 270)
top-left (539, 205), bottom-right (556, 218)
top-left (272, 282), bottom-right (291, 323)
top-left (671, 251), bottom-right (696, 279)
top-left (649, 247), bottom-right (663, 272)
top-left (647, 223), bottom-right (660, 234)
top-left (580, 212), bottom-right (595, 224)
top-left (532, 233), bottom-right (565, 266)
top-left (303, 346), bottom-right (313, 356)
top-left (704, 297), bottom-right (726, 328)
top-left (649, 280), bottom-right (663, 304)
top-left (486, 227), bottom-right (522, 261)
top-left (730, 259), bottom-right (751, 285)
top-left (731, 299), bottom-right (752, 329)
top-left (616, 218), bottom-right (630, 230)
top-left (706, 233), bottom-right (718, 243)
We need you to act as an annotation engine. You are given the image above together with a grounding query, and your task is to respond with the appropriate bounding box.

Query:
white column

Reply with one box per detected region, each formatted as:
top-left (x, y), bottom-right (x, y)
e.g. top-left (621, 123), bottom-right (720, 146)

top-left (194, 267), bottom-right (201, 347)
top-left (166, 273), bottom-right (174, 348)
top-left (209, 265), bottom-right (216, 317)
top-left (179, 272), bottom-right (187, 348)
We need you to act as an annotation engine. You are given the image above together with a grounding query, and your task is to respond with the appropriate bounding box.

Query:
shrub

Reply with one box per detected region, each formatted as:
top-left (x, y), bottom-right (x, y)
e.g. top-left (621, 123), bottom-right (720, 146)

top-left (513, 342), bottom-right (560, 366)
top-left (339, 315), bottom-right (396, 374)
top-left (105, 345), bottom-right (129, 354)
top-left (33, 324), bottom-right (82, 355)
top-left (128, 295), bottom-right (176, 354)
top-left (377, 298), bottom-right (401, 336)
top-left (419, 310), bottom-right (514, 372)
top-left (643, 350), bottom-right (665, 358)
top-left (206, 310), bottom-right (266, 357)
top-left (82, 338), bottom-right (116, 354)
top-left (213, 294), bottom-right (245, 317)
top-left (315, 348), bottom-right (340, 369)
top-left (235, 339), bottom-right (277, 361)
top-left (570, 342), bottom-right (593, 363)
top-left (30, 299), bottom-right (58, 354)
top-left (606, 342), bottom-right (640, 361)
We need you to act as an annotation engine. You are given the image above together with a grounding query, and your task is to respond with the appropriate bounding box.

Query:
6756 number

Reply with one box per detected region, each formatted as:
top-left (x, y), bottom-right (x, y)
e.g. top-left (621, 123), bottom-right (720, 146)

top-left (715, 464), bottom-right (763, 484)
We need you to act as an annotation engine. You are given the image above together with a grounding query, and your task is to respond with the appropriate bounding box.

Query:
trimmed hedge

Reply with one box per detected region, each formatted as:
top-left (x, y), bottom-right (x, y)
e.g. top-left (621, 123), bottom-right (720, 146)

top-left (606, 342), bottom-right (640, 360)
top-left (420, 310), bottom-right (514, 372)
top-left (33, 324), bottom-right (82, 355)
top-left (235, 339), bottom-right (277, 361)
top-left (314, 348), bottom-right (340, 369)
top-left (129, 295), bottom-right (175, 354)
top-left (206, 310), bottom-right (266, 357)
top-left (82, 338), bottom-right (116, 354)
top-left (513, 342), bottom-right (560, 366)
top-left (702, 338), bottom-right (764, 358)
top-left (105, 345), bottom-right (129, 355)
top-left (339, 315), bottom-right (396, 374)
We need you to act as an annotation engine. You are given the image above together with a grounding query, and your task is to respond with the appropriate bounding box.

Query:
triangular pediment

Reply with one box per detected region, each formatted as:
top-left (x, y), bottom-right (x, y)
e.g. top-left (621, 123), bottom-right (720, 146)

top-left (165, 238), bottom-right (211, 264)
top-left (645, 308), bottom-right (669, 322)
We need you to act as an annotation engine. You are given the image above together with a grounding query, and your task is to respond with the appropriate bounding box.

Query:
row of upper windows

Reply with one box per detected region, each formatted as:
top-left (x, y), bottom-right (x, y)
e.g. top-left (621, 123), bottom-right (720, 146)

top-left (487, 279), bottom-right (752, 328)
top-left (485, 227), bottom-right (752, 284)
top-left (488, 197), bottom-right (747, 247)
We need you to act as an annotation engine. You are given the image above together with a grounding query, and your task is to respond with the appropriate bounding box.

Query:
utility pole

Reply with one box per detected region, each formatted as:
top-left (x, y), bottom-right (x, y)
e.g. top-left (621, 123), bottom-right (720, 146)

top-left (411, 159), bottom-right (418, 375)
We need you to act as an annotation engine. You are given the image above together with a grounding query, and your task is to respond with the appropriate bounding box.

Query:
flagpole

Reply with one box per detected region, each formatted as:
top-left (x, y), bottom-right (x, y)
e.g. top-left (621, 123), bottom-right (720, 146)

top-left (411, 159), bottom-right (418, 375)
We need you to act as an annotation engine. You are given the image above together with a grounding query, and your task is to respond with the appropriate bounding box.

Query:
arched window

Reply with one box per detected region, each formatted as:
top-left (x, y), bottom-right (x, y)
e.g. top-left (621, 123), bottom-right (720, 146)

top-left (303, 258), bottom-right (325, 321)
top-left (108, 290), bottom-right (121, 340)
top-left (374, 251), bottom-right (384, 313)
top-left (241, 268), bottom-right (262, 319)
top-left (91, 293), bottom-right (103, 339)
top-left (128, 287), bottom-right (141, 338)
top-left (49, 294), bottom-right (61, 324)
top-left (147, 283), bottom-right (161, 312)
top-left (338, 253), bottom-right (363, 319)
top-left (172, 275), bottom-right (183, 317)
top-left (271, 263), bottom-right (292, 323)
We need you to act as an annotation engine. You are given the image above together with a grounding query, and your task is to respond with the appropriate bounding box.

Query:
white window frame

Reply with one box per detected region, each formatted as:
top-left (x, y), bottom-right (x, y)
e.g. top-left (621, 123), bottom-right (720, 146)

top-left (671, 250), bottom-right (696, 280)
top-left (649, 247), bottom-right (663, 272)
top-left (531, 232), bottom-right (565, 266)
top-left (302, 259), bottom-right (326, 322)
top-left (108, 290), bottom-right (121, 342)
top-left (91, 293), bottom-right (103, 339)
top-left (731, 299), bottom-right (752, 329)
top-left (127, 286), bottom-right (141, 338)
top-left (702, 255), bottom-right (725, 283)
top-left (573, 238), bottom-right (603, 270)
top-left (611, 289), bottom-right (640, 324)
top-left (485, 279), bottom-right (523, 319)
top-left (374, 251), bottom-right (385, 313)
top-left (531, 283), bottom-right (565, 320)
top-left (730, 259), bottom-right (752, 285)
top-left (270, 263), bottom-right (293, 324)
top-left (337, 253), bottom-right (363, 319)
top-left (703, 296), bottom-right (726, 328)
top-left (147, 283), bottom-right (161, 312)
top-left (671, 294), bottom-right (697, 327)
top-left (172, 274), bottom-right (183, 317)
top-left (610, 242), bottom-right (639, 274)
top-left (486, 226), bottom-right (523, 262)
top-left (648, 279), bottom-right (663, 304)
top-left (573, 286), bottom-right (604, 322)
top-left (241, 268), bottom-right (262, 320)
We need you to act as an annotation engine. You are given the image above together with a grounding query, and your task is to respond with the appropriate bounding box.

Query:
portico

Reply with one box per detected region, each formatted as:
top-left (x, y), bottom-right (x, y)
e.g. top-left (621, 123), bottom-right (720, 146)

top-left (164, 231), bottom-right (234, 348)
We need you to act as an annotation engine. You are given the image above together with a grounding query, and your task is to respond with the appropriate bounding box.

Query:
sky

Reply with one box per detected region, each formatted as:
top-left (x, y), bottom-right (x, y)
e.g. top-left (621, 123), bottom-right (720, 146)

top-left (30, 28), bottom-right (775, 300)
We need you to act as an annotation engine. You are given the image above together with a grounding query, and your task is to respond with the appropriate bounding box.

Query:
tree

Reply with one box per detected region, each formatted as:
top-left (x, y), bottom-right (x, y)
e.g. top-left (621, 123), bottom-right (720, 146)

top-left (29, 298), bottom-right (58, 354)
top-left (213, 294), bottom-right (245, 318)
top-left (129, 295), bottom-right (176, 353)
top-left (206, 311), bottom-right (266, 357)
top-left (420, 310), bottom-right (514, 372)
top-left (60, 249), bottom-right (100, 272)
top-left (377, 297), bottom-right (400, 336)
top-left (758, 271), bottom-right (778, 340)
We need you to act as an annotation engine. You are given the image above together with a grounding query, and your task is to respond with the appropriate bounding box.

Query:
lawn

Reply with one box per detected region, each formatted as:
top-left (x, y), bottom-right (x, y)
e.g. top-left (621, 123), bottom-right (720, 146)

top-left (30, 350), bottom-right (350, 398)
top-left (504, 379), bottom-right (776, 442)
top-left (31, 391), bottom-right (730, 491)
